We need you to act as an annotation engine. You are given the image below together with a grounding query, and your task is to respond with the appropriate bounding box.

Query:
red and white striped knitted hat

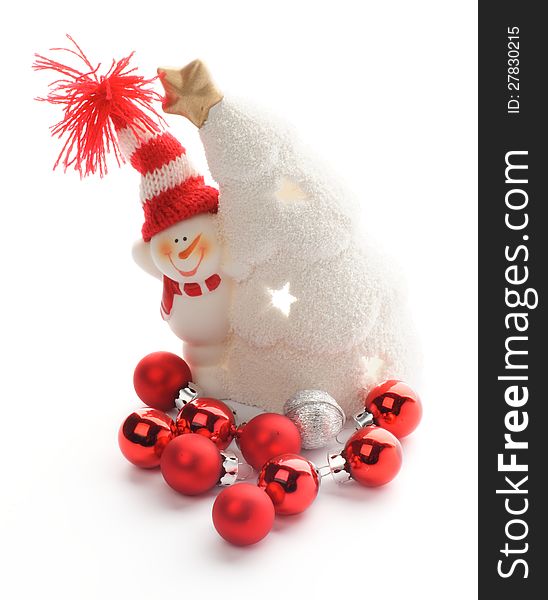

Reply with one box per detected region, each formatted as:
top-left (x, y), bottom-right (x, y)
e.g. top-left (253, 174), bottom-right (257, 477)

top-left (117, 125), bottom-right (218, 241)
top-left (33, 38), bottom-right (218, 241)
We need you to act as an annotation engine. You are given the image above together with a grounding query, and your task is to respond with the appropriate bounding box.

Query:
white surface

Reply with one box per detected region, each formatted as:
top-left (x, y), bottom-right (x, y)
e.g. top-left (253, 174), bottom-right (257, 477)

top-left (0, 2), bottom-right (478, 599)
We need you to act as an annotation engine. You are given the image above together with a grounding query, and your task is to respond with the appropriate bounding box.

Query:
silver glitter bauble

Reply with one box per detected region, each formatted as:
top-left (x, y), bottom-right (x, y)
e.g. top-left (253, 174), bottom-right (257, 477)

top-left (283, 390), bottom-right (346, 449)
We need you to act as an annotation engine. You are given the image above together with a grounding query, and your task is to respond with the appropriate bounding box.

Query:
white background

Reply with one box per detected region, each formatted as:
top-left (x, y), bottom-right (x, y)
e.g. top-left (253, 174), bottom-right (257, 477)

top-left (1, 1), bottom-right (477, 599)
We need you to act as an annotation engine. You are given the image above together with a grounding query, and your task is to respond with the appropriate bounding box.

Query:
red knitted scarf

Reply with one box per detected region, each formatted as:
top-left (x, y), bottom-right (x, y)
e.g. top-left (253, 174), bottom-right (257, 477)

top-left (161, 274), bottom-right (222, 317)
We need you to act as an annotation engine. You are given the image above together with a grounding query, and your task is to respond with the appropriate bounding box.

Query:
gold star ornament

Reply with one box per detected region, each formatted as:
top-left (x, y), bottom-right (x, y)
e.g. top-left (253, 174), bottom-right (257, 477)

top-left (157, 60), bottom-right (223, 128)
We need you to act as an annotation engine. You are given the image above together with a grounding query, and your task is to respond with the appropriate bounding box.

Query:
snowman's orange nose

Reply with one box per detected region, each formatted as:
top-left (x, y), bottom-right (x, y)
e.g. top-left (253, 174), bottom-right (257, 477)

top-left (178, 234), bottom-right (201, 260)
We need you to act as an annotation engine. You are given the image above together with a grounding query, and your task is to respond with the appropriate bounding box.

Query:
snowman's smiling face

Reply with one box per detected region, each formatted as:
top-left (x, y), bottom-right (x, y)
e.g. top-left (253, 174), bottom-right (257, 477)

top-left (150, 213), bottom-right (222, 283)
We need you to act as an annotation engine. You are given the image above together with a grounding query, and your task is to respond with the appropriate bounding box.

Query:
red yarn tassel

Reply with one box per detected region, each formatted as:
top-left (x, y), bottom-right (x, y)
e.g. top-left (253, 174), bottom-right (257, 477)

top-left (33, 35), bottom-right (165, 177)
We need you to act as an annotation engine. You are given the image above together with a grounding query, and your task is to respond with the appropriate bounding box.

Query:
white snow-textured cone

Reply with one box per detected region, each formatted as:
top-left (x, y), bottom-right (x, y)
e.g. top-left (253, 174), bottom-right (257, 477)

top-left (198, 97), bottom-right (420, 415)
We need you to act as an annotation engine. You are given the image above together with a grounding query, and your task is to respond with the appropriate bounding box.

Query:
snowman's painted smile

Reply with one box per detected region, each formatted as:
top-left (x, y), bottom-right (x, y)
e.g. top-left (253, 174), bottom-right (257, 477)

top-left (168, 234), bottom-right (205, 277)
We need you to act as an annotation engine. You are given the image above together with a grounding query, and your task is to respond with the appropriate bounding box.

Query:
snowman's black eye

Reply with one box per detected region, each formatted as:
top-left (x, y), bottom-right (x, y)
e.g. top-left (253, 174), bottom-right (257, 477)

top-left (183, 237), bottom-right (188, 242)
top-left (174, 238), bottom-right (179, 243)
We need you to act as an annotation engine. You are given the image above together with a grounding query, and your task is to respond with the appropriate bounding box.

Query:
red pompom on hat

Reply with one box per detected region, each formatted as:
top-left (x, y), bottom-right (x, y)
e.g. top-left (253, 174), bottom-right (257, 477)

top-left (33, 36), bottom-right (218, 241)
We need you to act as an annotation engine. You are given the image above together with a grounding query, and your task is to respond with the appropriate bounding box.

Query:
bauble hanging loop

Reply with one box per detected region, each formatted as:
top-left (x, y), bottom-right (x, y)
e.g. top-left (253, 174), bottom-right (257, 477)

top-left (324, 452), bottom-right (351, 485)
top-left (217, 451), bottom-right (239, 487)
top-left (353, 409), bottom-right (375, 429)
top-left (174, 382), bottom-right (201, 408)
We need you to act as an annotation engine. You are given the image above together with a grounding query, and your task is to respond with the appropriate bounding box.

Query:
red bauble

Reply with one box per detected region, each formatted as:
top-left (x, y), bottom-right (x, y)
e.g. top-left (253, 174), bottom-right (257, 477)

top-left (343, 426), bottom-right (402, 487)
top-left (257, 454), bottom-right (319, 515)
top-left (212, 484), bottom-right (275, 546)
top-left (176, 398), bottom-right (235, 450)
top-left (118, 408), bottom-right (176, 469)
top-left (237, 413), bottom-right (301, 470)
top-left (364, 380), bottom-right (422, 438)
top-left (160, 433), bottom-right (222, 496)
top-left (133, 352), bottom-right (192, 411)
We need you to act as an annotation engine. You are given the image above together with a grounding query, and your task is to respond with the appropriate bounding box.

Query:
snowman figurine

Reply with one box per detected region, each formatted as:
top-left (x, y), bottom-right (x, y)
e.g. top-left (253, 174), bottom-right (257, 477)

top-left (36, 42), bottom-right (419, 416)
top-left (129, 129), bottom-right (232, 398)
top-left (35, 42), bottom-right (232, 399)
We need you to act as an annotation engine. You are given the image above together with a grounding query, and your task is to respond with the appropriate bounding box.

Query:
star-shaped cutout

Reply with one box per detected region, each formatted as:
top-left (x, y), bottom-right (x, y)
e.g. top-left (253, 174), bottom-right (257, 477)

top-left (157, 60), bottom-right (223, 128)
top-left (274, 177), bottom-right (308, 204)
top-left (268, 282), bottom-right (297, 316)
